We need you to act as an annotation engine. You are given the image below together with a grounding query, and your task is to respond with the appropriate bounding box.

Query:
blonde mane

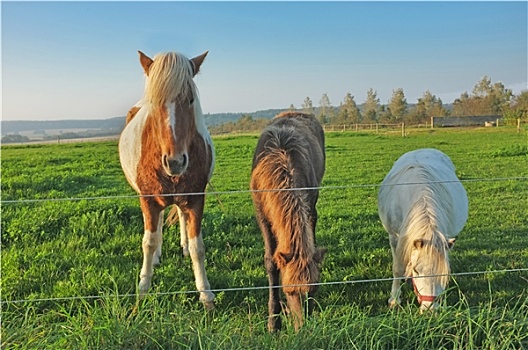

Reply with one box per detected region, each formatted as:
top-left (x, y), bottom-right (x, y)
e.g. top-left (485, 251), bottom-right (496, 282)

top-left (144, 52), bottom-right (195, 109)
top-left (395, 165), bottom-right (454, 288)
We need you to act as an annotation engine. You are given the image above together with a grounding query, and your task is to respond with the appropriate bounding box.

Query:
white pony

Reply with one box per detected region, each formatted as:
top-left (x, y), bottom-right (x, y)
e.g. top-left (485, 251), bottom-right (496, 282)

top-left (378, 148), bottom-right (468, 311)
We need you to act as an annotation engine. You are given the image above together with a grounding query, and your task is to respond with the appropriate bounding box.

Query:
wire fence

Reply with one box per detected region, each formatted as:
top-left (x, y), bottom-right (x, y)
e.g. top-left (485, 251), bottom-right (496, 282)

top-left (2, 268), bottom-right (527, 305)
top-left (1, 176), bottom-right (527, 306)
top-left (1, 176), bottom-right (527, 205)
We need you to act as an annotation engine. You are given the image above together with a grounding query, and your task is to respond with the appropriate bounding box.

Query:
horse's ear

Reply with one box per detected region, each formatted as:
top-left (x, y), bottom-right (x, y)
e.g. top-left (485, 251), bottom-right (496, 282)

top-left (138, 50), bottom-right (153, 75)
top-left (447, 238), bottom-right (456, 249)
top-left (314, 247), bottom-right (327, 264)
top-left (190, 51), bottom-right (208, 76)
top-left (413, 239), bottom-right (424, 249)
top-left (275, 252), bottom-right (292, 268)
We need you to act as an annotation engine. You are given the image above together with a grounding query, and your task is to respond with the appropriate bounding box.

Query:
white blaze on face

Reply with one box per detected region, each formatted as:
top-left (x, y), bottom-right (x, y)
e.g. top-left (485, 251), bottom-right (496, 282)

top-left (167, 101), bottom-right (177, 130)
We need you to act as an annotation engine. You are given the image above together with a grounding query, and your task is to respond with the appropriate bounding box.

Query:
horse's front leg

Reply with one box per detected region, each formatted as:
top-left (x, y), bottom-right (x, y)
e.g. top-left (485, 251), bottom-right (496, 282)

top-left (389, 235), bottom-right (403, 308)
top-left (265, 253), bottom-right (281, 332)
top-left (184, 200), bottom-right (215, 310)
top-left (285, 292), bottom-right (304, 332)
top-left (138, 199), bottom-right (163, 295)
top-left (258, 213), bottom-right (282, 332)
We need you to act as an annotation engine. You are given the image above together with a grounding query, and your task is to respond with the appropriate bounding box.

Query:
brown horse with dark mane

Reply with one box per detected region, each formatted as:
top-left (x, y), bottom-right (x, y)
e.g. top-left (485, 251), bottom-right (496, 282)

top-left (250, 111), bottom-right (327, 332)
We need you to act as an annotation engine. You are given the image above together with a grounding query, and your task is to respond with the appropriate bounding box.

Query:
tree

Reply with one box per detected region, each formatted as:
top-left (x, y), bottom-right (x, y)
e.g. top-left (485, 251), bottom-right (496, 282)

top-left (407, 90), bottom-right (447, 124)
top-left (363, 88), bottom-right (380, 123)
top-left (504, 90), bottom-right (528, 123)
top-left (1, 134), bottom-right (30, 144)
top-left (421, 90), bottom-right (446, 116)
top-left (387, 88), bottom-right (407, 122)
top-left (452, 91), bottom-right (477, 116)
top-left (338, 92), bottom-right (361, 124)
top-left (453, 76), bottom-right (513, 116)
top-left (318, 93), bottom-right (332, 124)
top-left (237, 114), bottom-right (254, 130)
top-left (408, 99), bottom-right (427, 124)
top-left (288, 104), bottom-right (296, 111)
top-left (302, 97), bottom-right (314, 114)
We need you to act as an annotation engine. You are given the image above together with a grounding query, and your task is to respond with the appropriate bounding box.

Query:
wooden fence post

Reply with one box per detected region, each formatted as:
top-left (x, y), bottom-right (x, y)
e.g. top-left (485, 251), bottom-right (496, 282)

top-left (431, 117), bottom-right (434, 129)
top-left (402, 123), bottom-right (405, 137)
top-left (518, 118), bottom-right (521, 134)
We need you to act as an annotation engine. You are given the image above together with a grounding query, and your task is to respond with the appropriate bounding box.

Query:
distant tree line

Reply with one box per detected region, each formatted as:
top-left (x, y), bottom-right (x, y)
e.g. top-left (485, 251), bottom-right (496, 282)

top-left (1, 129), bottom-right (119, 144)
top-left (209, 114), bottom-right (270, 134)
top-left (209, 76), bottom-right (527, 134)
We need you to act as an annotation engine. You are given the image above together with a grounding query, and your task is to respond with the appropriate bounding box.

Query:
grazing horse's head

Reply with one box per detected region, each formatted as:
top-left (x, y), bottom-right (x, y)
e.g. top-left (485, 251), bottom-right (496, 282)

top-left (405, 236), bottom-right (456, 311)
top-left (138, 50), bottom-right (208, 177)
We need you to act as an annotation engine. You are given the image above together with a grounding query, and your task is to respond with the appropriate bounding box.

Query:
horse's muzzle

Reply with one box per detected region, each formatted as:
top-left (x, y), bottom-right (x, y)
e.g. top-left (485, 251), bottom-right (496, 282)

top-left (162, 153), bottom-right (188, 176)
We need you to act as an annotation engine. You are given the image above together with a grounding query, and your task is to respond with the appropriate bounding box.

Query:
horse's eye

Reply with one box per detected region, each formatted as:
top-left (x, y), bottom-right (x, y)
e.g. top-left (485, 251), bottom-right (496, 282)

top-left (189, 97), bottom-right (194, 105)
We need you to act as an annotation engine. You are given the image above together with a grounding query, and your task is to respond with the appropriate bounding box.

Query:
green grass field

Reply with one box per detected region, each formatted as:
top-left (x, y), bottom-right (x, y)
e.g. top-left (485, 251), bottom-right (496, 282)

top-left (1, 126), bottom-right (527, 349)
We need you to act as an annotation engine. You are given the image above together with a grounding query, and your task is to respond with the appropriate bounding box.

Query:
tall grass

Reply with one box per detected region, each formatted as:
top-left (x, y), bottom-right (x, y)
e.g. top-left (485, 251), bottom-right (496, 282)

top-left (4, 289), bottom-right (527, 349)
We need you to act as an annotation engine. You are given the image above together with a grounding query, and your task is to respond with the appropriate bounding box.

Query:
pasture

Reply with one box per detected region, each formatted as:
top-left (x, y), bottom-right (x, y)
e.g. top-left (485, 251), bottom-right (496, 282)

top-left (1, 126), bottom-right (527, 349)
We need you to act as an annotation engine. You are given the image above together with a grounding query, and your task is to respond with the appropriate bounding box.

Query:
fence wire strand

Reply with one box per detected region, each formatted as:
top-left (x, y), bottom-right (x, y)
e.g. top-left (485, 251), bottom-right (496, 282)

top-left (1, 176), bottom-right (527, 306)
top-left (2, 268), bottom-right (527, 305)
top-left (1, 176), bottom-right (527, 205)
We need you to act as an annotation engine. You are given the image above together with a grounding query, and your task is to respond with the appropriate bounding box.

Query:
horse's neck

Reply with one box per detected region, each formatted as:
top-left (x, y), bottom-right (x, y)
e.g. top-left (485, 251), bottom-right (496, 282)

top-left (404, 191), bottom-right (449, 240)
top-left (191, 102), bottom-right (214, 180)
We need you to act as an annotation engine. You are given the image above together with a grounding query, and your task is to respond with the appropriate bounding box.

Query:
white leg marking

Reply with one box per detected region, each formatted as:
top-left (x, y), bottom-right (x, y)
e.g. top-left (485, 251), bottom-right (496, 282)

top-left (389, 244), bottom-right (402, 308)
top-left (153, 210), bottom-right (164, 266)
top-left (139, 212), bottom-right (162, 295)
top-left (188, 235), bottom-right (215, 305)
top-left (178, 207), bottom-right (189, 257)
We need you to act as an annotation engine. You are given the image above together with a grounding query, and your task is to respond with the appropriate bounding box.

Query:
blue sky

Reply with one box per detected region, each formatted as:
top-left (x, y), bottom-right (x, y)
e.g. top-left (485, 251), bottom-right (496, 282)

top-left (2, 1), bottom-right (527, 121)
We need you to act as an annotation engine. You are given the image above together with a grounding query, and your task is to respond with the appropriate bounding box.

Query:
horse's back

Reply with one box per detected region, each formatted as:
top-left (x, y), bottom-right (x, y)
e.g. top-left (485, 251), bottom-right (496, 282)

top-left (275, 111), bottom-right (325, 155)
top-left (390, 148), bottom-right (456, 177)
top-left (251, 111), bottom-right (326, 227)
top-left (255, 112), bottom-right (325, 184)
top-left (378, 148), bottom-right (468, 237)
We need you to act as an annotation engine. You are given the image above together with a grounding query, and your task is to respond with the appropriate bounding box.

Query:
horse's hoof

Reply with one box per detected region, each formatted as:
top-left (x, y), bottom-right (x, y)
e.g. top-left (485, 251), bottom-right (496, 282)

top-left (267, 317), bottom-right (282, 333)
top-left (203, 301), bottom-right (215, 311)
top-left (181, 247), bottom-right (189, 257)
top-left (138, 279), bottom-right (151, 296)
top-left (388, 298), bottom-right (401, 309)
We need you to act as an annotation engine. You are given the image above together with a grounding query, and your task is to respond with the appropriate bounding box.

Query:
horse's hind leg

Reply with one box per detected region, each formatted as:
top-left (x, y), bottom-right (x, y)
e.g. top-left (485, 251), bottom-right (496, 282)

top-left (177, 206), bottom-right (189, 257)
top-left (138, 200), bottom-right (163, 295)
top-left (183, 202), bottom-right (215, 310)
top-left (153, 209), bottom-right (164, 266)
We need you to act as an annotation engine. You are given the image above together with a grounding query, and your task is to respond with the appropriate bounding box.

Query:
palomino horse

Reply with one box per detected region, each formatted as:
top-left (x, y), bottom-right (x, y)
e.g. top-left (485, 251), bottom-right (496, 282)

top-left (378, 148), bottom-right (468, 311)
top-left (250, 111), bottom-right (327, 332)
top-left (119, 50), bottom-right (215, 310)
